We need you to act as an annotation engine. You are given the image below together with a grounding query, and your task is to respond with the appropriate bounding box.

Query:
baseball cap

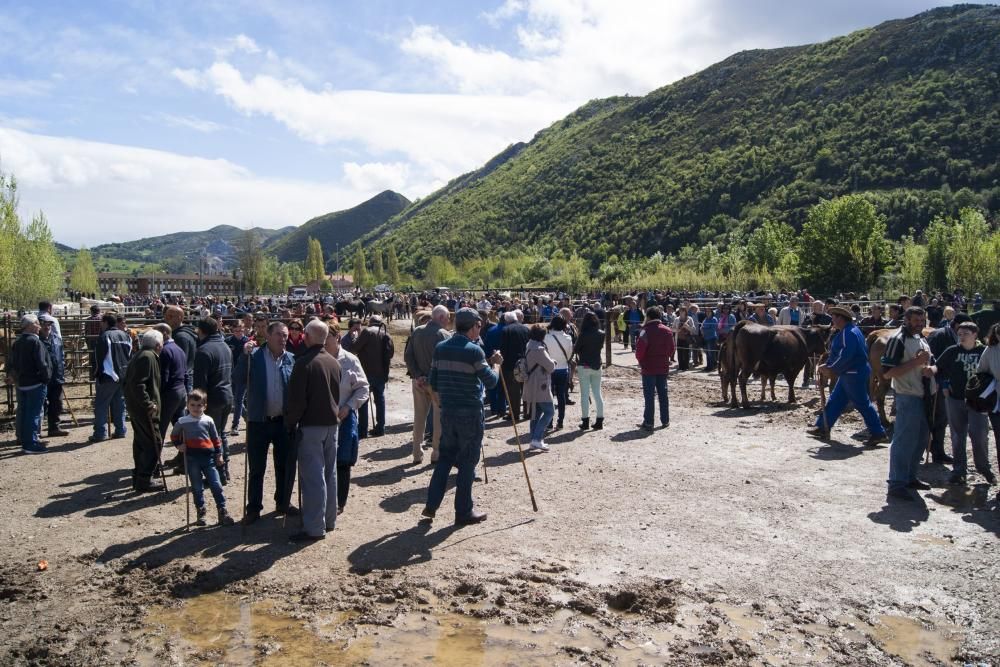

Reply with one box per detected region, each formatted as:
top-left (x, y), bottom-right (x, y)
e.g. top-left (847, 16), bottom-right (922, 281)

top-left (455, 307), bottom-right (482, 329)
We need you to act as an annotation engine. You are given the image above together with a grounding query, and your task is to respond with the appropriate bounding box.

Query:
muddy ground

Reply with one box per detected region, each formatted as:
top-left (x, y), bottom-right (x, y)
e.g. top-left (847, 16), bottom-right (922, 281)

top-left (1, 322), bottom-right (998, 666)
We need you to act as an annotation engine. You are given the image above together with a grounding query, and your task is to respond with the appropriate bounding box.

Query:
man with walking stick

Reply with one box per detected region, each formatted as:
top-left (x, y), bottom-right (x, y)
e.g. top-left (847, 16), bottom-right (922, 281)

top-left (421, 308), bottom-right (502, 526)
top-left (806, 306), bottom-right (889, 446)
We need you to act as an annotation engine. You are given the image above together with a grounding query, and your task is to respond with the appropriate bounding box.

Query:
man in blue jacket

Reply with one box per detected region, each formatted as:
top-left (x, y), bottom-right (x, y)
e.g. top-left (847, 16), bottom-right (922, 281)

top-left (39, 314), bottom-right (69, 437)
top-left (242, 321), bottom-right (298, 524)
top-left (807, 306), bottom-right (888, 446)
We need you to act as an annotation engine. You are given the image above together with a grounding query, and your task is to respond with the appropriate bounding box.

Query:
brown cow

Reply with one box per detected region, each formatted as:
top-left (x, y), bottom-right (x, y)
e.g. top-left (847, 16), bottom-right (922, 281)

top-left (723, 321), bottom-right (810, 409)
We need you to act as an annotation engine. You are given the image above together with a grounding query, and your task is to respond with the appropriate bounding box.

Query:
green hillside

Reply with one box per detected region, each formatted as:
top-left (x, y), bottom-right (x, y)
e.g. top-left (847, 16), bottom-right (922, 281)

top-left (364, 4), bottom-right (1000, 272)
top-left (65, 225), bottom-right (291, 273)
top-left (266, 190), bottom-right (410, 265)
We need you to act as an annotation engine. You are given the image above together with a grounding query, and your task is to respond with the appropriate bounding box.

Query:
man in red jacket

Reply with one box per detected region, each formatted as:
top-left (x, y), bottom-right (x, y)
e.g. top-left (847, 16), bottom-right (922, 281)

top-left (636, 306), bottom-right (675, 431)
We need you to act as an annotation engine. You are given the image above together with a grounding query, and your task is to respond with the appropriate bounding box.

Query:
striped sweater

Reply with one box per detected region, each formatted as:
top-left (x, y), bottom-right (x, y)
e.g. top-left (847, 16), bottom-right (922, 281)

top-left (429, 334), bottom-right (498, 410)
top-left (170, 414), bottom-right (222, 455)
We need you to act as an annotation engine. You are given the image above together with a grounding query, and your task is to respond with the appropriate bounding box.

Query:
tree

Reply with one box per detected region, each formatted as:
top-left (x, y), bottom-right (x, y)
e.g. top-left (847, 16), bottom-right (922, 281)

top-left (0, 170), bottom-right (63, 308)
top-left (796, 195), bottom-right (892, 293)
top-left (947, 208), bottom-right (996, 295)
top-left (70, 247), bottom-right (99, 295)
top-left (305, 237), bottom-right (325, 282)
top-left (746, 221), bottom-right (796, 272)
top-left (352, 247), bottom-right (368, 288)
top-left (923, 216), bottom-right (952, 290)
top-left (236, 228), bottom-right (265, 294)
top-left (898, 236), bottom-right (928, 295)
top-left (371, 248), bottom-right (385, 284)
top-left (387, 246), bottom-right (401, 285)
top-left (425, 255), bottom-right (458, 287)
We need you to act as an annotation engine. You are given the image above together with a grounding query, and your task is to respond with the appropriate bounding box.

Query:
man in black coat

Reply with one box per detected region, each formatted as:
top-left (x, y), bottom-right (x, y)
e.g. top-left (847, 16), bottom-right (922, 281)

top-left (124, 330), bottom-right (164, 492)
top-left (6, 314), bottom-right (52, 453)
top-left (194, 317), bottom-right (234, 482)
top-left (39, 314), bottom-right (69, 437)
top-left (499, 310), bottom-right (530, 421)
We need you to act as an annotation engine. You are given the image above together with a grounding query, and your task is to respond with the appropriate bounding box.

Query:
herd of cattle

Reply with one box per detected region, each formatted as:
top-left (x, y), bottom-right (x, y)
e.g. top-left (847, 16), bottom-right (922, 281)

top-left (718, 317), bottom-right (996, 430)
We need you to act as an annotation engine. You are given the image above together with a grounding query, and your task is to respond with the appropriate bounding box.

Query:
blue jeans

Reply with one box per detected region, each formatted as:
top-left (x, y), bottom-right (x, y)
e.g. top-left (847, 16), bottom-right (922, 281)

top-left (815, 370), bottom-right (886, 436)
top-left (426, 408), bottom-right (483, 519)
top-left (359, 377), bottom-right (386, 435)
top-left (186, 450), bottom-right (226, 511)
top-left (16, 385), bottom-right (47, 448)
top-left (642, 374), bottom-right (669, 426)
top-left (551, 369), bottom-right (569, 423)
top-left (887, 394), bottom-right (929, 491)
top-left (530, 402), bottom-right (555, 441)
top-left (704, 339), bottom-right (718, 370)
top-left (93, 378), bottom-right (126, 440)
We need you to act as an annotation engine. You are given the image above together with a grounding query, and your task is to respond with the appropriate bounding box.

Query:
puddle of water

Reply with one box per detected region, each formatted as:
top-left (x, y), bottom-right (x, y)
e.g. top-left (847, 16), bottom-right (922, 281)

top-left (872, 614), bottom-right (961, 667)
top-left (715, 603), bottom-right (765, 641)
top-left (143, 592), bottom-right (675, 666)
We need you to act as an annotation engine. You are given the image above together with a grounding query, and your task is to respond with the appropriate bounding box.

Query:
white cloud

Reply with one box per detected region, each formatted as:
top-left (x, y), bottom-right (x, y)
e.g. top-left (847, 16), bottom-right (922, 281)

top-left (180, 60), bottom-right (576, 184)
top-left (0, 127), bottom-right (397, 247)
top-left (171, 67), bottom-right (207, 89)
top-left (157, 113), bottom-right (225, 133)
top-left (343, 161), bottom-right (412, 192)
top-left (403, 0), bottom-right (756, 99)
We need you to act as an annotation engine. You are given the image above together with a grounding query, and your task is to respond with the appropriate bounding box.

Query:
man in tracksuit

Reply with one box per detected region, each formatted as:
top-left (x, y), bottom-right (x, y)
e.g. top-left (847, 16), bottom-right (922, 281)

top-left (807, 306), bottom-right (889, 446)
top-left (193, 318), bottom-right (234, 483)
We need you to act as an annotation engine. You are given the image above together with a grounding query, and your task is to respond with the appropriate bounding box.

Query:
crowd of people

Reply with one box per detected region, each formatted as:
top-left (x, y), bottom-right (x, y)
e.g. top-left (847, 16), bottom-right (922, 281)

top-left (5, 287), bottom-right (1000, 530)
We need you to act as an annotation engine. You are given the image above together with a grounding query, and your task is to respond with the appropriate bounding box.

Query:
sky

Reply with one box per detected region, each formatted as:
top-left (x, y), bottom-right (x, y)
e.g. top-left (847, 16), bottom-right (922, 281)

top-left (0, 0), bottom-right (959, 248)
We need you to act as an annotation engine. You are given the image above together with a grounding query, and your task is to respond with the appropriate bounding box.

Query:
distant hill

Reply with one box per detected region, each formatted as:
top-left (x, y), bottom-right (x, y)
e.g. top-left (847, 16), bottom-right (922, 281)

top-left (362, 4), bottom-right (1000, 271)
top-left (265, 190), bottom-right (410, 265)
top-left (64, 225), bottom-right (292, 273)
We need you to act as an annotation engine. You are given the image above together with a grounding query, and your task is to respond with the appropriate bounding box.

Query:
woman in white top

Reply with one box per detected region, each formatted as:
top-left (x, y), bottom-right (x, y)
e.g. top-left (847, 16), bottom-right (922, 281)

top-left (545, 315), bottom-right (575, 431)
top-left (324, 323), bottom-right (370, 513)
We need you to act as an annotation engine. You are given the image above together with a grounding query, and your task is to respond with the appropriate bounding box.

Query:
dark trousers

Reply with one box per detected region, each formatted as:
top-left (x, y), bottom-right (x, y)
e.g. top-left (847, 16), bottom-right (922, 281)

top-left (129, 409), bottom-right (162, 483)
top-left (206, 404), bottom-right (231, 462)
top-left (159, 385), bottom-right (187, 441)
top-left (46, 381), bottom-right (64, 430)
top-left (425, 408), bottom-right (483, 519)
top-left (551, 369), bottom-right (569, 424)
top-left (358, 377), bottom-right (386, 435)
top-left (677, 345), bottom-right (690, 371)
top-left (337, 464), bottom-right (351, 508)
top-left (502, 368), bottom-right (523, 419)
top-left (246, 418), bottom-right (296, 513)
top-left (642, 374), bottom-right (669, 426)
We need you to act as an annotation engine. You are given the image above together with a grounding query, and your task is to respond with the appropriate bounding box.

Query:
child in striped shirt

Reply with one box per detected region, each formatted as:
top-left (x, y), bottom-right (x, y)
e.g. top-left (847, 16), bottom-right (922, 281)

top-left (170, 389), bottom-right (234, 526)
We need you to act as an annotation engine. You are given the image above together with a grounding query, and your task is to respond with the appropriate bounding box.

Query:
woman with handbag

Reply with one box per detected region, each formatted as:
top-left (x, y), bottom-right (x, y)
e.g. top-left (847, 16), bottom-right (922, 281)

top-left (545, 315), bottom-right (574, 431)
top-left (524, 324), bottom-right (556, 452)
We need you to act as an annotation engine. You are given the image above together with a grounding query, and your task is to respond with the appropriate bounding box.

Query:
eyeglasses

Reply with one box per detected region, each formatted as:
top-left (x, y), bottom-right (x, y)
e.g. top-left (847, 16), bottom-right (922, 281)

top-left (289, 326), bottom-right (302, 331)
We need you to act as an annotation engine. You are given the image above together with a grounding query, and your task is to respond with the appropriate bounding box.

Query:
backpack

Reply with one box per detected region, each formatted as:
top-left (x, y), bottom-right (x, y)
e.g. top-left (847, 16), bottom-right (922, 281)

top-left (966, 373), bottom-right (998, 413)
top-left (513, 356), bottom-right (537, 383)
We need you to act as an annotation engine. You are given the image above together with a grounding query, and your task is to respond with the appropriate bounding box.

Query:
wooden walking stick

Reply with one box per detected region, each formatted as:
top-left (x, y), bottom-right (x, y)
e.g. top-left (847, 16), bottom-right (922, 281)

top-left (498, 371), bottom-right (538, 512)
top-left (241, 436), bottom-right (249, 535)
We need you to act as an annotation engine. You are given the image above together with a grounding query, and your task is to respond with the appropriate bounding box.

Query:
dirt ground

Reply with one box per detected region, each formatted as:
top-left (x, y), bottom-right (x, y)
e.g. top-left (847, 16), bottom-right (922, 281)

top-left (1, 321), bottom-right (998, 666)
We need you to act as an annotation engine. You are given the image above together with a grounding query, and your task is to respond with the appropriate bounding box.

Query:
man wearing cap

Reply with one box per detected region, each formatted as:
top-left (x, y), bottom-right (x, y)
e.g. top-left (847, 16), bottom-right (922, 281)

top-left (38, 314), bottom-right (69, 437)
top-left (422, 308), bottom-right (502, 525)
top-left (6, 315), bottom-right (52, 453)
top-left (352, 315), bottom-right (394, 437)
top-left (807, 306), bottom-right (888, 446)
top-left (881, 307), bottom-right (935, 501)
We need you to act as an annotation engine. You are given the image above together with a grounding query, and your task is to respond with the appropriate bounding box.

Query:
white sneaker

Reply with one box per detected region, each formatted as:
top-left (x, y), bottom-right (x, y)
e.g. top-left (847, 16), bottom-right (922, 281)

top-left (529, 440), bottom-right (549, 452)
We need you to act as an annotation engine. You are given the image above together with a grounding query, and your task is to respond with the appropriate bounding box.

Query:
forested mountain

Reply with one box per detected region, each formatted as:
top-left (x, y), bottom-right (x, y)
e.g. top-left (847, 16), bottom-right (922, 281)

top-left (266, 190), bottom-right (410, 265)
top-left (363, 4), bottom-right (1000, 272)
